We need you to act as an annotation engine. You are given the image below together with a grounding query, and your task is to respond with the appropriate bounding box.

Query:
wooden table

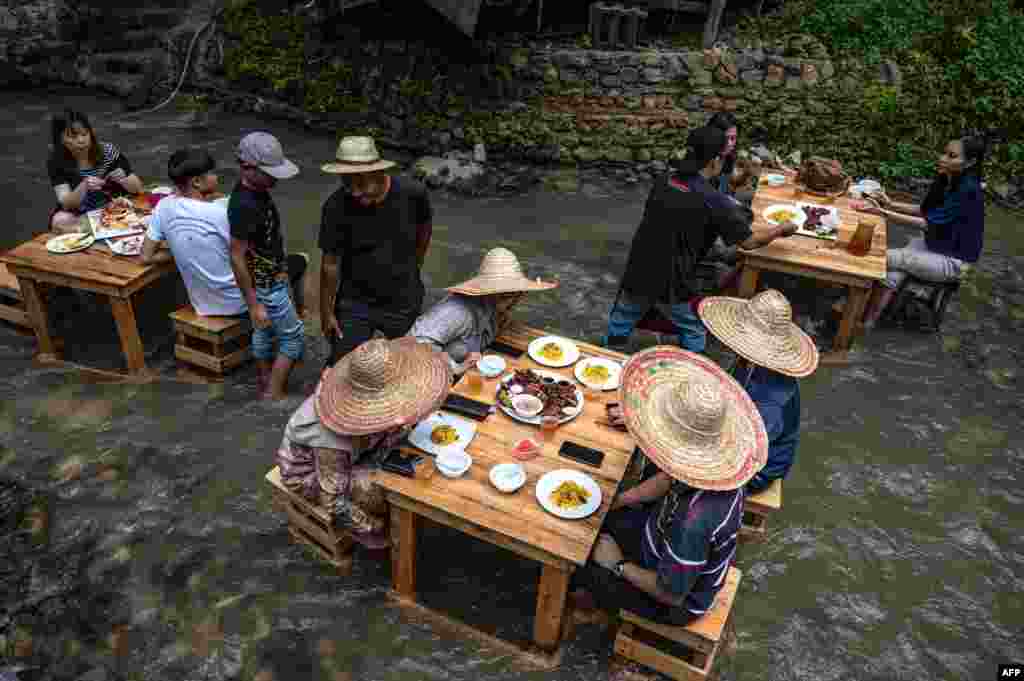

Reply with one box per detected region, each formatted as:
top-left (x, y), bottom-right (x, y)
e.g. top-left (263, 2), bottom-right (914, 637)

top-left (378, 322), bottom-right (636, 664)
top-left (0, 234), bottom-right (177, 373)
top-left (738, 182), bottom-right (887, 356)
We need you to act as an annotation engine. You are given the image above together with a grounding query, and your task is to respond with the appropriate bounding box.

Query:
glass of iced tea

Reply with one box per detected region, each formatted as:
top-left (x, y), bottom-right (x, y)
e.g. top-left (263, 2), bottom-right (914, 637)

top-left (540, 415), bottom-right (559, 442)
top-left (464, 368), bottom-right (482, 395)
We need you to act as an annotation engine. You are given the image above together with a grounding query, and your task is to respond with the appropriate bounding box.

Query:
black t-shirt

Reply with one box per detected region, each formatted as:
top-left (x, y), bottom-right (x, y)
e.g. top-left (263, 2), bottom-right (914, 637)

top-left (227, 182), bottom-right (287, 288)
top-left (47, 142), bottom-right (134, 214)
top-left (318, 176), bottom-right (432, 310)
top-left (618, 173), bottom-right (752, 304)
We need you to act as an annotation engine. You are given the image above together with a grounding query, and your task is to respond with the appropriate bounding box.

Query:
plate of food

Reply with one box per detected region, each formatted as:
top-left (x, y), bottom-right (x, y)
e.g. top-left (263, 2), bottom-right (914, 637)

top-left (535, 469), bottom-right (602, 520)
top-left (795, 202), bottom-right (840, 240)
top-left (528, 336), bottom-right (580, 368)
top-left (89, 197), bottom-right (151, 240)
top-left (574, 356), bottom-right (622, 391)
top-left (407, 412), bottom-right (477, 456)
top-left (762, 204), bottom-right (807, 228)
top-left (46, 232), bottom-right (95, 254)
top-left (108, 234), bottom-right (145, 256)
top-left (496, 368), bottom-right (584, 426)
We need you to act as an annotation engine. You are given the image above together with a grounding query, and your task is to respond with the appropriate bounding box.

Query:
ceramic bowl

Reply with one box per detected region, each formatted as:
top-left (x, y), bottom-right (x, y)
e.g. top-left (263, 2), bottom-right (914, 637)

top-left (477, 355), bottom-right (506, 378)
top-left (859, 179), bottom-right (882, 194)
top-left (511, 394), bottom-right (544, 418)
top-left (436, 450), bottom-right (472, 478)
top-left (764, 173), bottom-right (787, 187)
top-left (489, 463), bottom-right (526, 493)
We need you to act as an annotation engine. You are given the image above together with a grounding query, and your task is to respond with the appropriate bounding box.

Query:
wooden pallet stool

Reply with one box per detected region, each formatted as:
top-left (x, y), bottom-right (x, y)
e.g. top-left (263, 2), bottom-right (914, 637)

top-left (265, 466), bottom-right (354, 572)
top-left (0, 263), bottom-right (30, 331)
top-left (170, 306), bottom-right (251, 375)
top-left (740, 479), bottom-right (781, 542)
top-left (614, 566), bottom-right (741, 681)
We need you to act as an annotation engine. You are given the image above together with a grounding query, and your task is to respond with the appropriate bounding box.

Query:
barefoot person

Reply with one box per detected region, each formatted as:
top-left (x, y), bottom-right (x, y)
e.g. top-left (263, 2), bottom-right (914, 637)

top-left (572, 346), bottom-right (767, 625)
top-left (408, 248), bottom-right (557, 375)
top-left (228, 132), bottom-right (305, 399)
top-left (699, 289), bottom-right (818, 494)
top-left (276, 337), bottom-right (451, 549)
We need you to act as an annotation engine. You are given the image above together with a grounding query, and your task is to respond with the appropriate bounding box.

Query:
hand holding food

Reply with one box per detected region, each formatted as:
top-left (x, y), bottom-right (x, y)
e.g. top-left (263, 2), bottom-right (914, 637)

top-left (83, 176), bottom-right (105, 192)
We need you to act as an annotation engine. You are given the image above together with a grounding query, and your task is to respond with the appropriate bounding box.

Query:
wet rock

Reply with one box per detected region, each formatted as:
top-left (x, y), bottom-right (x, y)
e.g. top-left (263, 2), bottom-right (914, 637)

top-left (413, 156), bottom-right (486, 190)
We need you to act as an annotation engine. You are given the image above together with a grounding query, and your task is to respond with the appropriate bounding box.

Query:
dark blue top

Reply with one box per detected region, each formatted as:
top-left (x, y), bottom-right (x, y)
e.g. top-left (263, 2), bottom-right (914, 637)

top-left (924, 173), bottom-right (984, 263)
top-left (738, 365), bottom-right (800, 494)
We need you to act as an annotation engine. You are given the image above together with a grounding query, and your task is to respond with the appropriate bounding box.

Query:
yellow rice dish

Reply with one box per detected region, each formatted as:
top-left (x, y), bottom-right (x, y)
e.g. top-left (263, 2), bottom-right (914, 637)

top-left (550, 480), bottom-right (590, 509)
top-left (430, 425), bottom-right (459, 446)
top-left (540, 342), bottom-right (564, 361)
top-left (582, 364), bottom-right (611, 383)
top-left (767, 209), bottom-right (799, 223)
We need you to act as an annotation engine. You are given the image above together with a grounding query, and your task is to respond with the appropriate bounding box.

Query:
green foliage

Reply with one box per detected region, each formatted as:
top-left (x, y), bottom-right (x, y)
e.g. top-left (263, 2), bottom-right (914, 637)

top-left (222, 0), bottom-right (304, 93)
top-left (304, 63), bottom-right (360, 113)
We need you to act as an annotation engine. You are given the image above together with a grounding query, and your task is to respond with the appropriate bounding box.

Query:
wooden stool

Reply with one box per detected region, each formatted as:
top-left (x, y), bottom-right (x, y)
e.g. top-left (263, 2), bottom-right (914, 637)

top-left (265, 466), bottom-right (354, 572)
top-left (887, 276), bottom-right (961, 332)
top-left (170, 306), bottom-right (251, 375)
top-left (740, 479), bottom-right (781, 542)
top-left (614, 567), bottom-right (741, 681)
top-left (0, 264), bottom-right (30, 331)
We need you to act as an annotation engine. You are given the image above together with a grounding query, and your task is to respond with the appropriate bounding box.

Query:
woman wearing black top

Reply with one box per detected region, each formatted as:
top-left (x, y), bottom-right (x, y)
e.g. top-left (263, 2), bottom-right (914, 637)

top-left (47, 109), bottom-right (144, 233)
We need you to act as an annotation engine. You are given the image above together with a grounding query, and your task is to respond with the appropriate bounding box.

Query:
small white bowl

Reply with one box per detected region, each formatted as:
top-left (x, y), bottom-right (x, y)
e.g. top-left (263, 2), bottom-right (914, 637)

top-left (511, 394), bottom-right (544, 418)
top-left (436, 450), bottom-right (472, 478)
top-left (859, 179), bottom-right (882, 194)
top-left (764, 173), bottom-right (787, 187)
top-left (477, 355), bottom-right (506, 378)
top-left (489, 463), bottom-right (526, 493)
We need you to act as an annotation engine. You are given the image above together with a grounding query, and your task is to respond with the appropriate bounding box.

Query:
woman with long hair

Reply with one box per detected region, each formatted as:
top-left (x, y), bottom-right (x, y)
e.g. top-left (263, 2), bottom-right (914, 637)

top-left (47, 109), bottom-right (144, 233)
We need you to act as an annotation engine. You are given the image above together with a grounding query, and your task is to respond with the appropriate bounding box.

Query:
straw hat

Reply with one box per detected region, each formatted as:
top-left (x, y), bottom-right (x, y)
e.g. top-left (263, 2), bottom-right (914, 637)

top-left (697, 289), bottom-right (819, 378)
top-left (447, 248), bottom-right (558, 296)
top-left (315, 337), bottom-right (451, 436)
top-left (321, 136), bottom-right (397, 174)
top-left (619, 346), bottom-right (767, 491)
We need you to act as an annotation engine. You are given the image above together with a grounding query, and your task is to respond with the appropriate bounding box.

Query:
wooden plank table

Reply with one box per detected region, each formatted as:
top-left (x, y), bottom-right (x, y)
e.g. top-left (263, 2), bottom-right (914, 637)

top-left (0, 233), bottom-right (177, 373)
top-left (378, 322), bottom-right (636, 664)
top-left (738, 181), bottom-right (887, 358)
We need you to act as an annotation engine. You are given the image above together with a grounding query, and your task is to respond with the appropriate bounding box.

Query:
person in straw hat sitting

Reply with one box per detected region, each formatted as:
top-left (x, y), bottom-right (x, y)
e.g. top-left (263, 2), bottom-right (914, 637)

top-left (698, 289), bottom-right (818, 493)
top-left (407, 247), bottom-right (557, 376)
top-left (276, 337), bottom-right (451, 549)
top-left (319, 136), bottom-right (434, 368)
top-left (572, 346), bottom-right (767, 625)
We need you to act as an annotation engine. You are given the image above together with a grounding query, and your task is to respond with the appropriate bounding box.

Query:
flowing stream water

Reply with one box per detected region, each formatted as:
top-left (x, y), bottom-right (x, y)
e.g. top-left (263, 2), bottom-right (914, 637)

top-left (1, 88), bottom-right (1022, 681)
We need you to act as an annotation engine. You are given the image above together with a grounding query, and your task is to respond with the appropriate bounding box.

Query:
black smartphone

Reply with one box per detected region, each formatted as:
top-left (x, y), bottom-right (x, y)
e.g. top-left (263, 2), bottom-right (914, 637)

top-left (559, 441), bottom-right (605, 468)
top-left (442, 394), bottom-right (491, 420)
top-left (488, 340), bottom-right (524, 357)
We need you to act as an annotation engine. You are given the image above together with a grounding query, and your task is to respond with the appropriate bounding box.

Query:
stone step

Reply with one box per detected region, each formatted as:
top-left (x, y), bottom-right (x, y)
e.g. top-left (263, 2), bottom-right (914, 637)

top-left (84, 7), bottom-right (184, 34)
top-left (95, 29), bottom-right (167, 53)
top-left (88, 50), bottom-right (165, 77)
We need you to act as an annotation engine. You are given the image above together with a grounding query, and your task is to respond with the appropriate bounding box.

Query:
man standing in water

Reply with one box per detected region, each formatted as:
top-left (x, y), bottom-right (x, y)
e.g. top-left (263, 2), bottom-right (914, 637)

top-left (228, 132), bottom-right (306, 400)
top-left (318, 136), bottom-right (433, 367)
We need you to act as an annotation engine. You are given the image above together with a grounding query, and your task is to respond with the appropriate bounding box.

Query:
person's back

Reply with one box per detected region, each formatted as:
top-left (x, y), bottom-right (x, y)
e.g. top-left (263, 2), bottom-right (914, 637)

top-left (741, 365), bottom-right (800, 493)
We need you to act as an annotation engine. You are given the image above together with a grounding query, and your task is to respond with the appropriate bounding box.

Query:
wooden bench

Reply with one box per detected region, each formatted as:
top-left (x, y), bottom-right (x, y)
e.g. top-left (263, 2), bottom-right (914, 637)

top-left (740, 478), bottom-right (781, 542)
top-left (614, 566), bottom-right (741, 680)
top-left (265, 466), bottom-right (354, 573)
top-left (170, 306), bottom-right (251, 375)
top-left (0, 263), bottom-right (30, 331)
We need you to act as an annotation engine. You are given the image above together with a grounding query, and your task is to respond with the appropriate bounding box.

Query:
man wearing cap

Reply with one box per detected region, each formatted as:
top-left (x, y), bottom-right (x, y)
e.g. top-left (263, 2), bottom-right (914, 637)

top-left (318, 136), bottom-right (434, 367)
top-left (699, 289), bottom-right (818, 493)
top-left (229, 132), bottom-right (306, 399)
top-left (572, 346), bottom-right (767, 626)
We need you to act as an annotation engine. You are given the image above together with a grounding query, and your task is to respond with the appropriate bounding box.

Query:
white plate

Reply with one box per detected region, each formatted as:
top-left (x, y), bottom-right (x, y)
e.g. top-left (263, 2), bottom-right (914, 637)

top-left (535, 469), bottom-right (602, 520)
top-left (762, 204), bottom-right (807, 228)
top-left (407, 412), bottom-right (477, 456)
top-left (88, 209), bottom-right (148, 241)
top-left (46, 232), bottom-right (95, 254)
top-left (496, 370), bottom-right (585, 426)
top-left (108, 234), bottom-right (145, 256)
top-left (763, 173), bottom-right (787, 187)
top-left (490, 463), bottom-right (526, 493)
top-left (795, 202), bottom-right (840, 241)
top-left (528, 336), bottom-right (581, 368)
top-left (574, 356), bottom-right (622, 391)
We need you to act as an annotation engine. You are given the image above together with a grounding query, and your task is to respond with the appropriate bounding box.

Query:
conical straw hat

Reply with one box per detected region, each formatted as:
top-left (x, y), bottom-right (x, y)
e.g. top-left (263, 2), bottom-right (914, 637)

top-left (316, 337), bottom-right (451, 436)
top-left (698, 289), bottom-right (819, 377)
top-left (447, 248), bottom-right (558, 296)
top-left (619, 346), bottom-right (767, 491)
top-left (321, 136), bottom-right (397, 174)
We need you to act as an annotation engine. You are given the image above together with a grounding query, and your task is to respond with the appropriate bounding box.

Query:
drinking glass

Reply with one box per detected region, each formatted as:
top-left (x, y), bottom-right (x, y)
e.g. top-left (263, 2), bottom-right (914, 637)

top-left (464, 368), bottom-right (483, 395)
top-left (540, 415), bottom-right (559, 442)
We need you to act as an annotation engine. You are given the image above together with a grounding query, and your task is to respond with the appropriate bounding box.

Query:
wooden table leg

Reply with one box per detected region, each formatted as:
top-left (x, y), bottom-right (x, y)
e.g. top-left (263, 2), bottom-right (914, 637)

top-left (109, 295), bottom-right (146, 373)
top-left (737, 265), bottom-right (761, 298)
top-left (391, 506), bottom-right (418, 599)
top-left (17, 277), bottom-right (60, 362)
top-left (533, 563), bottom-right (571, 651)
top-left (833, 286), bottom-right (870, 351)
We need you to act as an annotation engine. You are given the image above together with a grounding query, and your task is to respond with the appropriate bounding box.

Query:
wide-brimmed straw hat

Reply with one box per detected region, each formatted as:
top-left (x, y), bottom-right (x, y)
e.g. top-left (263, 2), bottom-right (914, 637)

top-left (315, 337), bottom-right (451, 436)
top-left (619, 346), bottom-right (767, 491)
top-left (447, 248), bottom-right (558, 296)
top-left (321, 136), bottom-right (397, 175)
top-left (698, 289), bottom-right (819, 378)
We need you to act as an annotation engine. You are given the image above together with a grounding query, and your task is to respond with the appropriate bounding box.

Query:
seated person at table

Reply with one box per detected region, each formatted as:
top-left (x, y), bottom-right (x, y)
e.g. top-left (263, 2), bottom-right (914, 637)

top-left (698, 289), bottom-right (818, 494)
top-left (606, 126), bottom-right (797, 354)
top-left (572, 346), bottom-right (767, 625)
top-left (276, 338), bottom-right (450, 549)
top-left (407, 247), bottom-right (557, 375)
top-left (141, 148), bottom-right (246, 317)
top-left (706, 112), bottom-right (761, 206)
top-left (857, 134), bottom-right (987, 327)
top-left (47, 108), bottom-right (144, 233)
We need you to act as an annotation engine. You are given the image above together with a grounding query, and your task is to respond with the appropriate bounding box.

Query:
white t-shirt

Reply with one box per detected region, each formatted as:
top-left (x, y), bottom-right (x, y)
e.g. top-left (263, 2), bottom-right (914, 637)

top-left (147, 196), bottom-right (246, 316)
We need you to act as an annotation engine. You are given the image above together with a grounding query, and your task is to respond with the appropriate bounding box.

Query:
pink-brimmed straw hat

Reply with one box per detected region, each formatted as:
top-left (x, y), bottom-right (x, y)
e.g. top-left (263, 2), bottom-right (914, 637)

top-left (447, 248), bottom-right (558, 296)
top-left (316, 337), bottom-right (451, 436)
top-left (619, 346), bottom-right (768, 491)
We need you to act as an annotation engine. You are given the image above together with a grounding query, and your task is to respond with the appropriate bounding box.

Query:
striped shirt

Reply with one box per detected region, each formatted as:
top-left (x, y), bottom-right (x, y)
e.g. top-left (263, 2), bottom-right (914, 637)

top-left (48, 142), bottom-right (134, 214)
top-left (640, 482), bottom-right (744, 617)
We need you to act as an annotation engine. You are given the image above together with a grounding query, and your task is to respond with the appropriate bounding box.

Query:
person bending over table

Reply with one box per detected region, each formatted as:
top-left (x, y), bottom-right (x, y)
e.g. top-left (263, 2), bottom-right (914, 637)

top-left (605, 125), bottom-right (797, 354)
top-left (857, 134), bottom-right (988, 328)
top-left (48, 108), bottom-right (144, 234)
top-left (407, 247), bottom-right (557, 376)
top-left (276, 337), bottom-right (450, 550)
top-left (571, 346), bottom-right (767, 626)
top-left (699, 289), bottom-right (819, 494)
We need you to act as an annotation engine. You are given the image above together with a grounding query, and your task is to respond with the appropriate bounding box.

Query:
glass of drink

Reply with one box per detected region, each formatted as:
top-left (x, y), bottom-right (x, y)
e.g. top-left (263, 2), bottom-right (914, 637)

top-left (540, 415), bottom-right (559, 442)
top-left (464, 368), bottom-right (482, 395)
